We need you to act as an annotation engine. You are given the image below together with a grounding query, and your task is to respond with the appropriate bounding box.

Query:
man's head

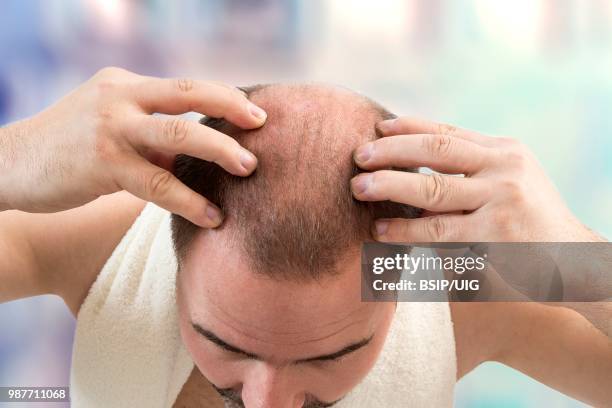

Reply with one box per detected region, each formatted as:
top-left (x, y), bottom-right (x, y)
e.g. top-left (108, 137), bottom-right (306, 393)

top-left (171, 83), bottom-right (419, 407)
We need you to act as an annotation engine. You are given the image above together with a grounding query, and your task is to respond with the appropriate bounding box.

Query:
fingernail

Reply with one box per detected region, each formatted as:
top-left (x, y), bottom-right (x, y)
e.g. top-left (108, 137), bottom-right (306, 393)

top-left (248, 102), bottom-right (267, 122)
top-left (351, 174), bottom-right (372, 195)
top-left (375, 220), bottom-right (389, 237)
top-left (206, 204), bottom-right (223, 225)
top-left (376, 118), bottom-right (397, 135)
top-left (240, 149), bottom-right (257, 173)
top-left (354, 142), bottom-right (373, 163)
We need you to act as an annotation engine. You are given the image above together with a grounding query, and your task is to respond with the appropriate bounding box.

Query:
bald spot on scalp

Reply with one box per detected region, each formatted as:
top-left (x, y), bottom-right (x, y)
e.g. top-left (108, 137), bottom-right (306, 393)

top-left (171, 83), bottom-right (420, 281)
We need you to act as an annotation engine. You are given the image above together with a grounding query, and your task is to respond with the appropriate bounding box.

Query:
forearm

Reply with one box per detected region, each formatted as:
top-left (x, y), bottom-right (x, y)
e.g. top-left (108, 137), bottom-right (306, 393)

top-left (0, 125), bottom-right (9, 211)
top-left (484, 241), bottom-right (612, 336)
top-left (0, 211), bottom-right (49, 303)
top-left (498, 303), bottom-right (612, 407)
top-left (0, 124), bottom-right (53, 302)
top-left (0, 193), bottom-right (146, 311)
top-left (0, 121), bottom-right (24, 212)
top-left (549, 241), bottom-right (612, 336)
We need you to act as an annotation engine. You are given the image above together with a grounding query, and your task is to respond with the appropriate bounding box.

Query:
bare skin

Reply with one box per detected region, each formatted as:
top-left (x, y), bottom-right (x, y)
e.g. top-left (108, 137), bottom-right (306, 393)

top-left (0, 74), bottom-right (610, 406)
top-left (351, 116), bottom-right (611, 338)
top-left (173, 368), bottom-right (224, 408)
top-left (352, 116), bottom-right (605, 243)
top-left (0, 67), bottom-right (267, 226)
top-left (2, 195), bottom-right (609, 406)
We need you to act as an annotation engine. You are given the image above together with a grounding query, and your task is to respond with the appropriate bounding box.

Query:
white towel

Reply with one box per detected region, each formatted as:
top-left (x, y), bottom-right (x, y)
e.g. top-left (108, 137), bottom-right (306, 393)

top-left (70, 203), bottom-right (456, 407)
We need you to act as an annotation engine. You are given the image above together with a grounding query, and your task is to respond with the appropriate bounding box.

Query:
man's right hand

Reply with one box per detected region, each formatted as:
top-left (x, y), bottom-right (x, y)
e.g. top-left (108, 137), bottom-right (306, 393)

top-left (0, 67), bottom-right (267, 227)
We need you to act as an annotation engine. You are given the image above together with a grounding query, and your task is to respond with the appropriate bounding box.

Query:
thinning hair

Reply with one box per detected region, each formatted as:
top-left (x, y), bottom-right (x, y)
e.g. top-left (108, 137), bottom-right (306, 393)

top-left (171, 83), bottom-right (420, 281)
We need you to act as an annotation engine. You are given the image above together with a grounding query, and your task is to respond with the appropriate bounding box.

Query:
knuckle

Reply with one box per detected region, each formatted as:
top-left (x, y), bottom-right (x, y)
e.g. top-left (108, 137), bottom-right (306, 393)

top-left (498, 136), bottom-right (530, 154)
top-left (175, 77), bottom-right (195, 93)
top-left (163, 118), bottom-right (190, 146)
top-left (93, 67), bottom-right (128, 89)
top-left (502, 149), bottom-right (528, 172)
top-left (93, 75), bottom-right (123, 98)
top-left (95, 66), bottom-right (124, 78)
top-left (491, 208), bottom-right (514, 233)
top-left (92, 67), bottom-right (137, 96)
top-left (95, 78), bottom-right (119, 95)
top-left (422, 133), bottom-right (453, 158)
top-left (145, 169), bottom-right (174, 198)
top-left (422, 173), bottom-right (448, 208)
top-left (436, 122), bottom-right (458, 136)
top-left (426, 216), bottom-right (448, 241)
top-left (500, 179), bottom-right (523, 201)
top-left (93, 135), bottom-right (118, 163)
top-left (95, 102), bottom-right (115, 123)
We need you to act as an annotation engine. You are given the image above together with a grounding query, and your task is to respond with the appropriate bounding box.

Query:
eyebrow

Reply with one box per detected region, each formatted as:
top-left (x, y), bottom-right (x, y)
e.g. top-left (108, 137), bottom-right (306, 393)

top-left (192, 323), bottom-right (374, 364)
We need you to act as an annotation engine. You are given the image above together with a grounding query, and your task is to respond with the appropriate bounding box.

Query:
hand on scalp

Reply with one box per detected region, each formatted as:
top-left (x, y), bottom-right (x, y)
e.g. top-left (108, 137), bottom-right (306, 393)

top-left (105, 69), bottom-right (267, 227)
top-left (0, 67), bottom-right (267, 227)
top-left (352, 117), bottom-right (602, 242)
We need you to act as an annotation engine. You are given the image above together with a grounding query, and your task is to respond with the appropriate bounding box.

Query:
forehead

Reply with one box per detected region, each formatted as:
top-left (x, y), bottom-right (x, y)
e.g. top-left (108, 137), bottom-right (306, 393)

top-left (177, 229), bottom-right (377, 345)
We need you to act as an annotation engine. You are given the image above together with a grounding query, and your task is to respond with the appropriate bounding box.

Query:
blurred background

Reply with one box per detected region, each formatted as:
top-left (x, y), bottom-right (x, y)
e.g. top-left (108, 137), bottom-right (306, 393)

top-left (1, 1), bottom-right (611, 407)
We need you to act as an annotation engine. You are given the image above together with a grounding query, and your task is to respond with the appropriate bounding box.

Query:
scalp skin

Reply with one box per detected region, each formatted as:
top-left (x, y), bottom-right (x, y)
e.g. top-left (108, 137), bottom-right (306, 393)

top-left (171, 83), bottom-right (420, 280)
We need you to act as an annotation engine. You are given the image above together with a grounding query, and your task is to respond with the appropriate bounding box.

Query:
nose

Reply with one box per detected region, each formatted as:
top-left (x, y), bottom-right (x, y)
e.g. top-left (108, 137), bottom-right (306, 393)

top-left (241, 363), bottom-right (304, 408)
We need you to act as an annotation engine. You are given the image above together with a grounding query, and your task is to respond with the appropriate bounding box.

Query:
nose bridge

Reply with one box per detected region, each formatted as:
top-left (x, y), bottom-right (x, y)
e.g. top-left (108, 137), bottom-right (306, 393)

top-left (242, 362), bottom-right (304, 408)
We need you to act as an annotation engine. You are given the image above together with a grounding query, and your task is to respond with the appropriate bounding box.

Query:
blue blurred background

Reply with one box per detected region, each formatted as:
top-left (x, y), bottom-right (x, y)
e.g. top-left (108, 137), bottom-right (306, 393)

top-left (1, 1), bottom-right (610, 407)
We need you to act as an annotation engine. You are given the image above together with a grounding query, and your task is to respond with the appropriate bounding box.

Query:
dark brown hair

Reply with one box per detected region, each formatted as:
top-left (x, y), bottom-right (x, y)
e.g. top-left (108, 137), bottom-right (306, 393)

top-left (170, 84), bottom-right (421, 281)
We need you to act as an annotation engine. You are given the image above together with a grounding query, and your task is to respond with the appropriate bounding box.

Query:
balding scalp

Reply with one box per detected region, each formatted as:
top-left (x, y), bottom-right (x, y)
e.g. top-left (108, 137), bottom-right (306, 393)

top-left (171, 83), bottom-right (420, 281)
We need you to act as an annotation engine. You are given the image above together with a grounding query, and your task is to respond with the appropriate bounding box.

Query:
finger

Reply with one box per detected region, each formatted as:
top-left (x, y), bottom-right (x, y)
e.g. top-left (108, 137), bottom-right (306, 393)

top-left (372, 214), bottom-right (476, 243)
top-left (113, 154), bottom-right (223, 228)
top-left (124, 115), bottom-right (258, 176)
top-left (351, 170), bottom-right (489, 212)
top-left (139, 147), bottom-right (176, 172)
top-left (354, 133), bottom-right (492, 174)
top-left (376, 117), bottom-right (497, 147)
top-left (132, 78), bottom-right (266, 129)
